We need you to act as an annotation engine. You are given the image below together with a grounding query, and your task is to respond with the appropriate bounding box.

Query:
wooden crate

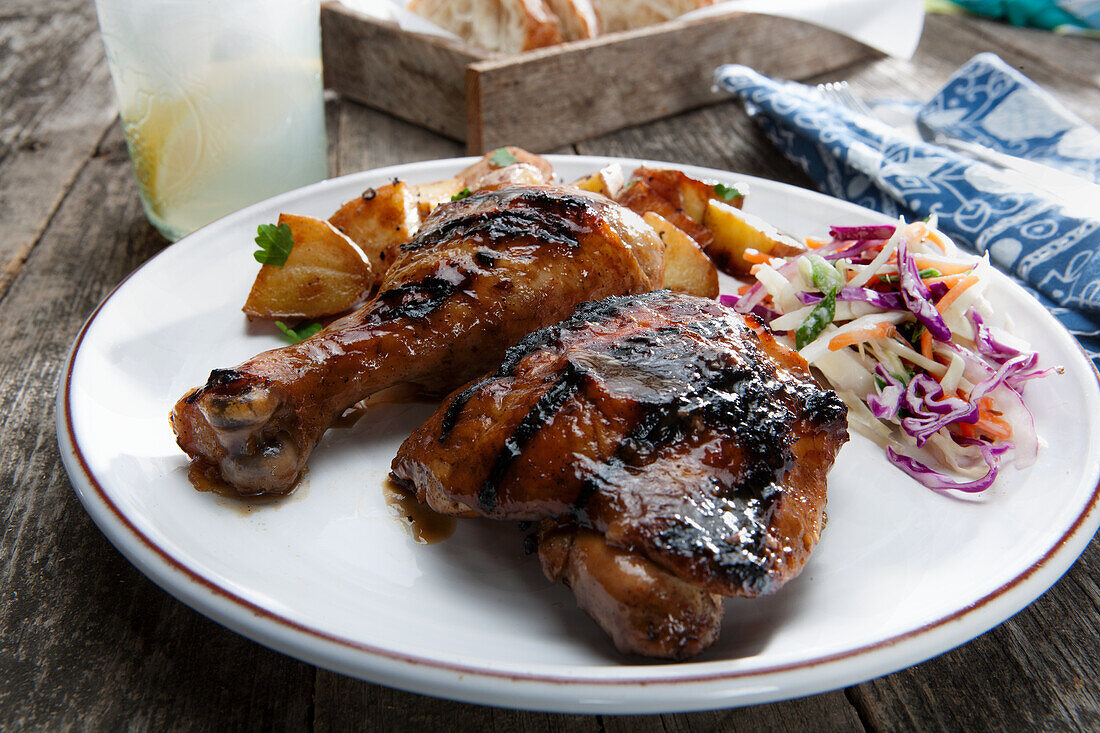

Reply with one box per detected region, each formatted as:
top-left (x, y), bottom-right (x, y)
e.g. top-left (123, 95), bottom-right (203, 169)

top-left (321, 2), bottom-right (877, 154)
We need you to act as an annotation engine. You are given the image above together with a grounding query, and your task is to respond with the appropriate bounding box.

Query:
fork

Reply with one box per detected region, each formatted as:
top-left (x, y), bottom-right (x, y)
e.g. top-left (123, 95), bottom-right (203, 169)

top-left (816, 80), bottom-right (1100, 212)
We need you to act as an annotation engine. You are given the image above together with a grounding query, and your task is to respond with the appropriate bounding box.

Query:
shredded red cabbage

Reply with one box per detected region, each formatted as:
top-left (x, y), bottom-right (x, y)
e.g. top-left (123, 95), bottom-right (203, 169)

top-left (797, 287), bottom-right (906, 310)
top-left (900, 373), bottom-right (978, 446)
top-left (971, 312), bottom-right (1061, 390)
top-left (829, 225), bottom-right (896, 241)
top-left (970, 312), bottom-right (1021, 361)
top-left (868, 365), bottom-right (905, 419)
top-left (886, 440), bottom-right (1012, 493)
top-left (969, 353), bottom-right (1042, 403)
top-left (720, 294), bottom-right (777, 322)
top-left (898, 237), bottom-right (951, 341)
top-left (823, 238), bottom-right (888, 261)
top-left (732, 281), bottom-right (768, 315)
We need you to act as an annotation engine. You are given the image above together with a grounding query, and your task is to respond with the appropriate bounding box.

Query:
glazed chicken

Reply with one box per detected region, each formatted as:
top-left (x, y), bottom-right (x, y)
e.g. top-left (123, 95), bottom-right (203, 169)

top-left (391, 291), bottom-right (848, 658)
top-left (171, 185), bottom-right (663, 495)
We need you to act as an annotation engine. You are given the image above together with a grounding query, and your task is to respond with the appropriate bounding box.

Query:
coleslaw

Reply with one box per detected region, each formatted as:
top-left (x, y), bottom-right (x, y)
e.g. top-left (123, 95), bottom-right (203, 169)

top-left (721, 218), bottom-right (1061, 493)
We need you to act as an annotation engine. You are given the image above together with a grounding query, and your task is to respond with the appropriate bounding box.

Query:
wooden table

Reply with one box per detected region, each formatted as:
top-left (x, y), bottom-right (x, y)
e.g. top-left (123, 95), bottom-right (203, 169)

top-left (3, 2), bottom-right (1099, 728)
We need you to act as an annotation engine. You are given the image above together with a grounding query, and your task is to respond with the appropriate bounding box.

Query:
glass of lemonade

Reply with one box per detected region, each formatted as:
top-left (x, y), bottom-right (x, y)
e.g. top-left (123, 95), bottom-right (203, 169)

top-left (95, 0), bottom-right (328, 241)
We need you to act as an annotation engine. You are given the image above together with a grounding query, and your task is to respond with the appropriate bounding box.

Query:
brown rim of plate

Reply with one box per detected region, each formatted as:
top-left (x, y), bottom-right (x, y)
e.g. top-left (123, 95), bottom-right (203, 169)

top-left (60, 238), bottom-right (1100, 689)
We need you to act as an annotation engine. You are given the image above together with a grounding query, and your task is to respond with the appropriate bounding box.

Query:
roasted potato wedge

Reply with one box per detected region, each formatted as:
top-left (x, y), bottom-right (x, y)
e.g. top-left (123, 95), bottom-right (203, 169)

top-left (617, 174), bottom-right (714, 248)
top-left (414, 177), bottom-right (466, 218)
top-left (619, 167), bottom-right (746, 227)
top-left (572, 163), bottom-right (625, 199)
top-left (458, 146), bottom-right (554, 187)
top-left (704, 200), bottom-right (806, 275)
top-left (243, 214), bottom-right (373, 320)
top-left (329, 180), bottom-right (419, 281)
top-left (644, 212), bottom-right (718, 298)
top-left (471, 162), bottom-right (548, 191)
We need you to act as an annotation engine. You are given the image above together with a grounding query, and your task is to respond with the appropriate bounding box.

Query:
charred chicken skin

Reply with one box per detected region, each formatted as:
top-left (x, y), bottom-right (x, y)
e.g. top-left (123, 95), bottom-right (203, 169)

top-left (170, 185), bottom-right (664, 495)
top-left (391, 291), bottom-right (848, 657)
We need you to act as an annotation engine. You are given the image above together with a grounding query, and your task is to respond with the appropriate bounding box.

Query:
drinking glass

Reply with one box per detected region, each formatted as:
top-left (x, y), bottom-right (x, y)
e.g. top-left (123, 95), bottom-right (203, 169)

top-left (95, 0), bottom-right (329, 241)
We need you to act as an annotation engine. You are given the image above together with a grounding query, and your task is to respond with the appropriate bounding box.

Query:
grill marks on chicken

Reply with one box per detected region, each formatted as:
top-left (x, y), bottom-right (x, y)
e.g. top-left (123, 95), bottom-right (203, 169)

top-left (392, 291), bottom-right (848, 608)
top-left (170, 185), bottom-right (663, 495)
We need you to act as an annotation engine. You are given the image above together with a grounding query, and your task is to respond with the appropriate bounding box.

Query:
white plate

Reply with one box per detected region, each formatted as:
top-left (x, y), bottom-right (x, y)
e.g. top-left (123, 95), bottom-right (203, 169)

top-left (57, 156), bottom-right (1100, 713)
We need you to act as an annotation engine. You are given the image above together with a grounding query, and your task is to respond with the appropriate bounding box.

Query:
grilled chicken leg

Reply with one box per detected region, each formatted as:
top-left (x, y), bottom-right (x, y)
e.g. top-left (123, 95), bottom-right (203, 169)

top-left (171, 186), bottom-right (664, 495)
top-left (392, 291), bottom-right (848, 657)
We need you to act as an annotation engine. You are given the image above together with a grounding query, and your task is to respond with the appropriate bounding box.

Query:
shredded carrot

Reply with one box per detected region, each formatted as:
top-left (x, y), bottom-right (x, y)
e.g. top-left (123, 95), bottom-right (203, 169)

top-left (923, 272), bottom-right (972, 288)
top-left (737, 284), bottom-right (752, 295)
top-left (750, 264), bottom-right (763, 276)
top-left (905, 221), bottom-right (947, 253)
top-left (920, 328), bottom-right (933, 361)
top-left (975, 411), bottom-right (1012, 440)
top-left (806, 236), bottom-right (829, 249)
top-left (828, 322), bottom-right (896, 351)
top-left (907, 222), bottom-right (929, 240)
top-left (956, 422), bottom-right (978, 439)
top-left (925, 228), bottom-right (949, 253)
top-left (935, 273), bottom-right (981, 313)
top-left (742, 248), bottom-right (772, 265)
top-left (912, 256), bottom-right (975, 276)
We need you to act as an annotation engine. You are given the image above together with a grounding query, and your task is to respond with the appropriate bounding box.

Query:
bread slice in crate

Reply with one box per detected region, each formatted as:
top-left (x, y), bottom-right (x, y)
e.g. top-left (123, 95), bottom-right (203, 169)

top-left (545, 0), bottom-right (599, 40)
top-left (592, 0), bottom-right (714, 33)
top-left (409, 0), bottom-right (563, 53)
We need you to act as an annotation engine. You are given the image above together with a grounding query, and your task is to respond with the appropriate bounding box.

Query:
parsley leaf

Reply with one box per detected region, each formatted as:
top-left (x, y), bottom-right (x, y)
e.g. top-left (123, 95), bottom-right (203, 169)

top-left (714, 183), bottom-right (742, 201)
top-left (275, 320), bottom-right (322, 344)
top-left (254, 223), bottom-right (294, 267)
top-left (488, 147), bottom-right (517, 168)
top-left (450, 187), bottom-right (472, 201)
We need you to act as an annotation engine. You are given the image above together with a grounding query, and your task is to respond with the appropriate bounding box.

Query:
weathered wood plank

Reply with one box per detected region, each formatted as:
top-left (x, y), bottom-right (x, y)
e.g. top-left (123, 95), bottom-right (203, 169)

top-left (949, 13), bottom-right (1100, 88)
top-left (331, 100), bottom-right (464, 177)
top-left (810, 15), bottom-right (1100, 129)
top-left (0, 124), bottom-right (315, 731)
top-left (313, 674), bottom-right (603, 732)
top-left (0, 2), bottom-right (119, 304)
top-left (574, 101), bottom-right (817, 189)
top-left (603, 693), bottom-right (864, 732)
top-left (321, 2), bottom-right (482, 142)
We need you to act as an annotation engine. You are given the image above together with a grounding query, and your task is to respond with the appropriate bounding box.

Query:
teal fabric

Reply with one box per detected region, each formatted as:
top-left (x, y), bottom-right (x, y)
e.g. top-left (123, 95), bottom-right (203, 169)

top-left (945, 0), bottom-right (1098, 29)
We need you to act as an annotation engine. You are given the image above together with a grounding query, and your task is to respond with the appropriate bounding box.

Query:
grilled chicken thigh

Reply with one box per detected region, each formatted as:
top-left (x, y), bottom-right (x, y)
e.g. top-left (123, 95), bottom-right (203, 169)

top-left (392, 291), bottom-right (848, 657)
top-left (171, 185), bottom-right (664, 495)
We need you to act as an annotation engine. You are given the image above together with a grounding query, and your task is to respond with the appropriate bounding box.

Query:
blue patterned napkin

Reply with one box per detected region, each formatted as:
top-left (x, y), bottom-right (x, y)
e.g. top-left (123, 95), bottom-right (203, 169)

top-left (714, 54), bottom-right (1100, 368)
